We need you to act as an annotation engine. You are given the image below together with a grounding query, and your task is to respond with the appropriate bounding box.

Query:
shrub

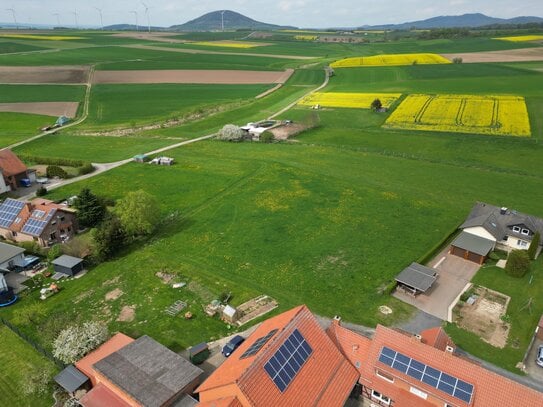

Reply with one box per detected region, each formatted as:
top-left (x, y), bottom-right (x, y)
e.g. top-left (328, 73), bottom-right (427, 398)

top-left (371, 98), bottom-right (383, 111)
top-left (36, 186), bottom-right (47, 196)
top-left (453, 57), bottom-right (463, 64)
top-left (78, 163), bottom-right (95, 176)
top-left (505, 249), bottom-right (531, 277)
top-left (47, 244), bottom-right (62, 262)
top-left (260, 131), bottom-right (274, 143)
top-left (53, 322), bottom-right (108, 364)
top-left (20, 367), bottom-right (54, 397)
top-left (528, 232), bottom-right (540, 260)
top-left (46, 165), bottom-right (68, 179)
top-left (218, 124), bottom-right (244, 142)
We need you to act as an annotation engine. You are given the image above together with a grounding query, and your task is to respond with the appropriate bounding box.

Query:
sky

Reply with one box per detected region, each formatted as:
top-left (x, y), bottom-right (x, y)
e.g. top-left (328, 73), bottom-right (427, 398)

top-left (1, 0), bottom-right (542, 28)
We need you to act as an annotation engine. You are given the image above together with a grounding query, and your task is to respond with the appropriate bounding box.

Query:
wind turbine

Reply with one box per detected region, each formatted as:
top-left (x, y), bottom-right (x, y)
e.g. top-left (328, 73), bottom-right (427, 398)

top-left (72, 10), bottom-right (79, 29)
top-left (221, 10), bottom-right (226, 31)
top-left (53, 12), bottom-right (61, 27)
top-left (141, 2), bottom-right (151, 33)
top-left (6, 8), bottom-right (18, 29)
top-left (94, 7), bottom-right (104, 30)
top-left (130, 10), bottom-right (139, 31)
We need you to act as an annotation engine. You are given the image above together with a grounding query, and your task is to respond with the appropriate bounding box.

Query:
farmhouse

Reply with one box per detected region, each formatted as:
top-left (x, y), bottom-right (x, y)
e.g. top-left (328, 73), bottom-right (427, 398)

top-left (77, 333), bottom-right (203, 407)
top-left (452, 202), bottom-right (543, 263)
top-left (0, 149), bottom-right (35, 192)
top-left (0, 198), bottom-right (78, 247)
top-left (198, 305), bottom-right (543, 406)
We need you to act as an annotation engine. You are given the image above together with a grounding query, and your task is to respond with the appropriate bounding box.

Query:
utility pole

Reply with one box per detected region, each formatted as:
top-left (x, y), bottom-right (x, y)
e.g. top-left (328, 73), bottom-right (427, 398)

top-left (6, 8), bottom-right (18, 29)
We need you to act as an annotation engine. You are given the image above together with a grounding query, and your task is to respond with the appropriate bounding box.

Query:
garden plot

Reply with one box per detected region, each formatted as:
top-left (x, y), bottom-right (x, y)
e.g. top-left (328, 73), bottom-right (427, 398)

top-left (384, 94), bottom-right (531, 137)
top-left (0, 101), bottom-right (79, 117)
top-left (454, 286), bottom-right (511, 348)
top-left (92, 69), bottom-right (294, 84)
top-left (0, 66), bottom-right (89, 84)
top-left (298, 92), bottom-right (401, 109)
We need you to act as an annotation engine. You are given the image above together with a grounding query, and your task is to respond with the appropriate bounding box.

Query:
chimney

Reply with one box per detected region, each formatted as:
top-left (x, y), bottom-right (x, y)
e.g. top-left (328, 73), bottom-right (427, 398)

top-left (414, 334), bottom-right (422, 342)
top-left (445, 345), bottom-right (455, 354)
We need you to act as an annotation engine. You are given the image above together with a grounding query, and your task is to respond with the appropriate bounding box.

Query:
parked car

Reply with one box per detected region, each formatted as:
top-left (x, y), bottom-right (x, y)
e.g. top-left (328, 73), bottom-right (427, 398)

top-left (536, 345), bottom-right (543, 368)
top-left (222, 335), bottom-right (245, 357)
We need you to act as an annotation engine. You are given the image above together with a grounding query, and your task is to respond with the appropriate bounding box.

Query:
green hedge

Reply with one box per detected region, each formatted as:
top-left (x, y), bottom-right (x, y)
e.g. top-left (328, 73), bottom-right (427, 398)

top-left (417, 224), bottom-right (461, 265)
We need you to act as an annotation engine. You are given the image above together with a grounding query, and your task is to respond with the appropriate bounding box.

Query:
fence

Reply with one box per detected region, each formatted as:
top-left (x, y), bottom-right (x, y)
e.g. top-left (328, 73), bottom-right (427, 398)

top-left (0, 317), bottom-right (65, 369)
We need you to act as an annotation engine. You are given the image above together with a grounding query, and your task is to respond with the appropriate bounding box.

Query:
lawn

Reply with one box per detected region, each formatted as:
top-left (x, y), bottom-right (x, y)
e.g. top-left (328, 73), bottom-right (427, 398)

top-left (446, 256), bottom-right (543, 372)
top-left (0, 326), bottom-right (57, 407)
top-left (83, 83), bottom-right (273, 129)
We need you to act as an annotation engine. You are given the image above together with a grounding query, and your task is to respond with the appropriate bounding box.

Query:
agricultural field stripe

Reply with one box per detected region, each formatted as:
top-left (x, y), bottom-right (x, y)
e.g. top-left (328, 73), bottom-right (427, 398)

top-left (298, 92), bottom-right (402, 109)
top-left (441, 47), bottom-right (543, 63)
top-left (0, 102), bottom-right (79, 117)
top-left (122, 44), bottom-right (317, 60)
top-left (0, 66), bottom-right (89, 84)
top-left (92, 69), bottom-right (294, 85)
top-left (330, 53), bottom-right (451, 68)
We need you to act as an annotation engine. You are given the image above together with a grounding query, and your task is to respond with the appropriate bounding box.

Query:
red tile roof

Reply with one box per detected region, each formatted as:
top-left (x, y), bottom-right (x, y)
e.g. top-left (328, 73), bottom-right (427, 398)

top-left (420, 326), bottom-right (455, 351)
top-left (197, 305), bottom-right (359, 407)
top-left (75, 333), bottom-right (134, 386)
top-left (0, 149), bottom-right (27, 177)
top-left (198, 396), bottom-right (243, 407)
top-left (359, 325), bottom-right (543, 406)
top-left (79, 382), bottom-right (132, 407)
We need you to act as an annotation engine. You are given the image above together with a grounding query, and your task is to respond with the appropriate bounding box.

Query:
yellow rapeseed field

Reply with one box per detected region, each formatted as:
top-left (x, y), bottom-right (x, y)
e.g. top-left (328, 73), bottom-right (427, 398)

top-left (384, 94), bottom-right (531, 137)
top-left (298, 92), bottom-right (402, 109)
top-left (191, 41), bottom-right (263, 48)
top-left (331, 53), bottom-right (451, 68)
top-left (294, 35), bottom-right (318, 41)
top-left (493, 35), bottom-right (543, 42)
top-left (0, 34), bottom-right (84, 41)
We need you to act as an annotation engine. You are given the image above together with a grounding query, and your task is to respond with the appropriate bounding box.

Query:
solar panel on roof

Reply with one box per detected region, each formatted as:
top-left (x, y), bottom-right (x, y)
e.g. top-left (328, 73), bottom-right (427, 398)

top-left (240, 329), bottom-right (278, 359)
top-left (32, 209), bottom-right (45, 218)
top-left (378, 347), bottom-right (474, 404)
top-left (0, 199), bottom-right (25, 228)
top-left (21, 217), bottom-right (49, 236)
top-left (264, 329), bottom-right (312, 392)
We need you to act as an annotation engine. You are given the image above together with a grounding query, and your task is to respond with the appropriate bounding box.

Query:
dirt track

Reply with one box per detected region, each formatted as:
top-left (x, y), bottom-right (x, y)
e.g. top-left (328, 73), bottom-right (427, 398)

top-left (441, 47), bottom-right (543, 63)
top-left (0, 101), bottom-right (79, 117)
top-left (0, 66), bottom-right (89, 84)
top-left (93, 69), bottom-right (294, 84)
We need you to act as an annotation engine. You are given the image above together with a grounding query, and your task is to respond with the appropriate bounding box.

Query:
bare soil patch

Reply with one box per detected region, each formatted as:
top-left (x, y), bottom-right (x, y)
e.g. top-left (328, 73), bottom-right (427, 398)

top-left (105, 288), bottom-right (124, 301)
top-left (454, 286), bottom-right (511, 348)
top-left (0, 65), bottom-right (89, 84)
top-left (0, 101), bottom-right (78, 117)
top-left (117, 305), bottom-right (136, 322)
top-left (111, 32), bottom-right (189, 43)
top-left (93, 69), bottom-right (294, 85)
top-left (236, 295), bottom-right (278, 326)
top-left (441, 47), bottom-right (543, 63)
top-left (270, 122), bottom-right (311, 140)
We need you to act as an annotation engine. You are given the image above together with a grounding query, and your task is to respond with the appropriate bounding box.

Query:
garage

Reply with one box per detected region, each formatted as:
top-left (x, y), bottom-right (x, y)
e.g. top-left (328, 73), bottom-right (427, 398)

top-left (450, 232), bottom-right (494, 264)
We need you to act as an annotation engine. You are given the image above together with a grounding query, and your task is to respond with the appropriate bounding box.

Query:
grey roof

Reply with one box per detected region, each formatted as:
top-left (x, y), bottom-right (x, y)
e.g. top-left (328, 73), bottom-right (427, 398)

top-left (171, 394), bottom-right (198, 407)
top-left (452, 231), bottom-right (494, 256)
top-left (54, 365), bottom-right (89, 393)
top-left (52, 255), bottom-right (83, 269)
top-left (395, 262), bottom-right (437, 292)
top-left (460, 202), bottom-right (543, 245)
top-left (0, 242), bottom-right (24, 264)
top-left (93, 335), bottom-right (203, 407)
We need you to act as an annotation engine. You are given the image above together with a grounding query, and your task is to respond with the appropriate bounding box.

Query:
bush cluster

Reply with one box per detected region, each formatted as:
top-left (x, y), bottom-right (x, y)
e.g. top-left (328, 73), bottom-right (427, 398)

top-left (505, 249), bottom-right (531, 277)
top-left (46, 165), bottom-right (68, 179)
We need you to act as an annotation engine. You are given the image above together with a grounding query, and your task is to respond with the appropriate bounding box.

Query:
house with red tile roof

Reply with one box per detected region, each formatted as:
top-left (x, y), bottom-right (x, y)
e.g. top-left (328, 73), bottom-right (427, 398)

top-left (327, 320), bottom-right (543, 407)
top-left (0, 197), bottom-right (77, 247)
top-left (196, 305), bottom-right (360, 407)
top-left (0, 149), bottom-right (33, 191)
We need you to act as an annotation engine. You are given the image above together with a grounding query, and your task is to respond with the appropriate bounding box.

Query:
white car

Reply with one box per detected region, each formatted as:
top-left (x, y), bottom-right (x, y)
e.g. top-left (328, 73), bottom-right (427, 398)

top-left (536, 345), bottom-right (543, 368)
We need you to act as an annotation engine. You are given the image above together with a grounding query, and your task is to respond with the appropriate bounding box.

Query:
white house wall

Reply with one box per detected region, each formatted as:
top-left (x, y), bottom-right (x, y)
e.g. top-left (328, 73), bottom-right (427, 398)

top-left (464, 227), bottom-right (497, 244)
top-left (504, 235), bottom-right (530, 251)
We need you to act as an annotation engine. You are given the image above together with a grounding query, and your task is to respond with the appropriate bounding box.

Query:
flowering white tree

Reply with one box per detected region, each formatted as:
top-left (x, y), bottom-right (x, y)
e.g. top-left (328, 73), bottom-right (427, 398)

top-left (53, 322), bottom-right (108, 364)
top-left (218, 124), bottom-right (244, 141)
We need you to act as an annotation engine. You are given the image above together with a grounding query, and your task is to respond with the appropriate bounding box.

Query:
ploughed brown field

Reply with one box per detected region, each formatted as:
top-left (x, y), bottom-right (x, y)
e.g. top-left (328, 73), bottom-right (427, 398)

top-left (441, 47), bottom-right (543, 63)
top-left (0, 66), bottom-right (89, 84)
top-left (0, 101), bottom-right (79, 117)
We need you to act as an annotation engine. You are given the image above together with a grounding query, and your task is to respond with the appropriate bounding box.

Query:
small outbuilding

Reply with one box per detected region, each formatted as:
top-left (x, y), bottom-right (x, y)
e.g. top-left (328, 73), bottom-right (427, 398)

top-left (222, 305), bottom-right (239, 324)
top-left (450, 231), bottom-right (494, 264)
top-left (133, 154), bottom-right (149, 163)
top-left (52, 255), bottom-right (84, 276)
top-left (395, 262), bottom-right (437, 296)
top-left (54, 365), bottom-right (90, 394)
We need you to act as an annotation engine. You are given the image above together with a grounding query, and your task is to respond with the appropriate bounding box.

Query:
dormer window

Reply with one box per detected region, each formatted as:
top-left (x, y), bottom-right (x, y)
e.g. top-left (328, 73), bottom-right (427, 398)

top-left (512, 226), bottom-right (521, 233)
top-left (521, 228), bottom-right (530, 236)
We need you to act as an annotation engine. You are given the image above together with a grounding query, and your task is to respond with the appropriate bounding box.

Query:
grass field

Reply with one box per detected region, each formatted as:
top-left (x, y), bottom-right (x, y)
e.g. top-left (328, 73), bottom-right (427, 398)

top-left (0, 85), bottom-right (85, 103)
top-left (298, 92), bottom-right (401, 109)
top-left (84, 83), bottom-right (272, 129)
top-left (0, 41), bottom-right (47, 54)
top-left (384, 94), bottom-right (531, 137)
top-left (0, 112), bottom-right (56, 147)
top-left (0, 326), bottom-right (57, 407)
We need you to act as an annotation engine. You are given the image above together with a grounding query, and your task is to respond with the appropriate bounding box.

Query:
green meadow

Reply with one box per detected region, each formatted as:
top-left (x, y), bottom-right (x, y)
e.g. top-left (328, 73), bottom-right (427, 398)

top-left (0, 84), bottom-right (85, 103)
top-left (0, 112), bottom-right (55, 147)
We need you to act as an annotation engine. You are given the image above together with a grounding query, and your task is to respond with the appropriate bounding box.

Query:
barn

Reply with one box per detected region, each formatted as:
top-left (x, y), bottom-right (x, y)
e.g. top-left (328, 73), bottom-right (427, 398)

top-left (450, 232), bottom-right (494, 264)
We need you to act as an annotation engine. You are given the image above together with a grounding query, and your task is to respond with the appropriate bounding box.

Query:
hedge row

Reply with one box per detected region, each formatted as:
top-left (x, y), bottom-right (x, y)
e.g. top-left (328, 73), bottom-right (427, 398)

top-left (18, 154), bottom-right (88, 168)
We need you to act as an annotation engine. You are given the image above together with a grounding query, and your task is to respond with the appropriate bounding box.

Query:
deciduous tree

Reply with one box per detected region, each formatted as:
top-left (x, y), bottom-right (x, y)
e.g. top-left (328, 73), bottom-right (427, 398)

top-left (115, 190), bottom-right (160, 238)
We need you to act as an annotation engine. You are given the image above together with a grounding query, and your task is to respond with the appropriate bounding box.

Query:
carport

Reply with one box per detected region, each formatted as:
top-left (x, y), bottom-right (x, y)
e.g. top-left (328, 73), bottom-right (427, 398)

top-left (450, 232), bottom-right (494, 264)
top-left (395, 262), bottom-right (437, 296)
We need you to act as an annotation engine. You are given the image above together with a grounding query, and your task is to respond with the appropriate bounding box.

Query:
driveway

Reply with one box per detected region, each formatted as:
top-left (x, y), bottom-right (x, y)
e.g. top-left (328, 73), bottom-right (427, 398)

top-left (393, 247), bottom-right (480, 321)
top-left (525, 337), bottom-right (543, 383)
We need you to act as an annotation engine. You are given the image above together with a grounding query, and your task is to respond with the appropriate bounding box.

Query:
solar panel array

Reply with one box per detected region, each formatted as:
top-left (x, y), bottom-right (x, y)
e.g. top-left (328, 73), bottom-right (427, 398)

top-left (21, 210), bottom-right (55, 236)
top-left (31, 209), bottom-right (45, 218)
top-left (379, 346), bottom-right (474, 404)
top-left (264, 329), bottom-right (312, 392)
top-left (240, 329), bottom-right (278, 359)
top-left (0, 199), bottom-right (25, 228)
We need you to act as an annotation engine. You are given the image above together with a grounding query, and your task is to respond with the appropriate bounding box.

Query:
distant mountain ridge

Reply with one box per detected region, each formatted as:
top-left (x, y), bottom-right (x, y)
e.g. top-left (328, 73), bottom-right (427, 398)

top-left (170, 10), bottom-right (295, 31)
top-left (360, 13), bottom-right (543, 30)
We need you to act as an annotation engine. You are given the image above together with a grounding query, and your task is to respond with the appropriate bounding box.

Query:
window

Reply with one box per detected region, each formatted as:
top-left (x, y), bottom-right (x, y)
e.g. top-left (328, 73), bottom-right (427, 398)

top-left (12, 231), bottom-right (17, 237)
top-left (518, 240), bottom-right (528, 248)
top-left (50, 232), bottom-right (56, 240)
top-left (371, 390), bottom-right (391, 405)
top-left (521, 228), bottom-right (530, 236)
top-left (410, 386), bottom-right (428, 400)
top-left (59, 216), bottom-right (65, 221)
top-left (512, 226), bottom-right (521, 233)
top-left (376, 370), bottom-right (394, 383)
